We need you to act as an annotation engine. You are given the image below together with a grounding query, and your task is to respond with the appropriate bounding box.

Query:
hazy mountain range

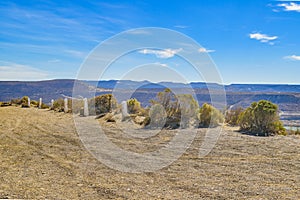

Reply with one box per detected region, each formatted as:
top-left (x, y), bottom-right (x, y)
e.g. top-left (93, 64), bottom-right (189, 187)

top-left (1, 79), bottom-right (300, 112)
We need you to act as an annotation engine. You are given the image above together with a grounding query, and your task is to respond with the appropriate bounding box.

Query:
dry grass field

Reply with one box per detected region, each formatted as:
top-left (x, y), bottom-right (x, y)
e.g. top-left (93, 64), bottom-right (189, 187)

top-left (0, 106), bottom-right (299, 199)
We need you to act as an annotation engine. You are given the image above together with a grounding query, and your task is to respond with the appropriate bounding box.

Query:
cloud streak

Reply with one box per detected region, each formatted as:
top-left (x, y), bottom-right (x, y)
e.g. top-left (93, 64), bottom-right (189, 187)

top-left (249, 32), bottom-right (278, 44)
top-left (284, 55), bottom-right (300, 61)
top-left (198, 47), bottom-right (215, 53)
top-left (139, 48), bottom-right (182, 58)
top-left (0, 62), bottom-right (50, 80)
top-left (277, 2), bottom-right (300, 12)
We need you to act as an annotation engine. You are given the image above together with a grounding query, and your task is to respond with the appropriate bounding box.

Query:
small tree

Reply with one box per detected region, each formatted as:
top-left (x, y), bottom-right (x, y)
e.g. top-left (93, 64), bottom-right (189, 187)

top-left (238, 100), bottom-right (286, 136)
top-left (199, 103), bottom-right (224, 128)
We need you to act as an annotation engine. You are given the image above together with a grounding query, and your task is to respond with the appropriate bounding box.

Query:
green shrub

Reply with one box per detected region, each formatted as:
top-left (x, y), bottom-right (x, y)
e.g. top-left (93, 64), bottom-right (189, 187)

top-left (88, 94), bottom-right (117, 115)
top-left (10, 96), bottom-right (40, 108)
top-left (40, 103), bottom-right (50, 109)
top-left (238, 100), bottom-right (286, 136)
top-left (11, 96), bottom-right (29, 106)
top-left (31, 100), bottom-right (39, 107)
top-left (51, 98), bottom-right (73, 112)
top-left (198, 103), bottom-right (224, 128)
top-left (149, 89), bottom-right (200, 129)
top-left (150, 88), bottom-right (181, 129)
top-left (52, 98), bottom-right (64, 111)
top-left (177, 94), bottom-right (199, 128)
top-left (127, 98), bottom-right (142, 114)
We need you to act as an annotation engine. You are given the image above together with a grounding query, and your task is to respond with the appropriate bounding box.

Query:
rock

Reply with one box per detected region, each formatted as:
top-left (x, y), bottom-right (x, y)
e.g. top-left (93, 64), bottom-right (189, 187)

top-left (134, 116), bottom-right (146, 125)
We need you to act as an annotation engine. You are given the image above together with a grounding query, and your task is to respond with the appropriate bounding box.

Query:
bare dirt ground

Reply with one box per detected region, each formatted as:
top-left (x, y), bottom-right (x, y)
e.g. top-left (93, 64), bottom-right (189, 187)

top-left (0, 106), bottom-right (299, 199)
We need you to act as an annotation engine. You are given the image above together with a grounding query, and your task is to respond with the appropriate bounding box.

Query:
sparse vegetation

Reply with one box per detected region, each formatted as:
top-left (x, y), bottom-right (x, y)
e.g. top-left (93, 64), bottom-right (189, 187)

top-left (1, 106), bottom-right (299, 199)
top-left (88, 94), bottom-right (117, 115)
top-left (198, 103), bottom-right (224, 128)
top-left (238, 100), bottom-right (286, 136)
top-left (147, 89), bottom-right (201, 129)
top-left (20, 96), bottom-right (30, 108)
top-left (127, 98), bottom-right (146, 115)
top-left (40, 103), bottom-right (50, 109)
top-left (225, 107), bottom-right (244, 126)
top-left (52, 98), bottom-right (65, 112)
top-left (150, 88), bottom-right (181, 129)
top-left (31, 100), bottom-right (39, 107)
top-left (177, 94), bottom-right (199, 128)
top-left (0, 101), bottom-right (11, 107)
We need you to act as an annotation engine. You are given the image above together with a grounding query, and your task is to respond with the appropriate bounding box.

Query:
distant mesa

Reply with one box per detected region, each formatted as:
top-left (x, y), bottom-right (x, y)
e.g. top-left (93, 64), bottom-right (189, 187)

top-left (0, 79), bottom-right (300, 112)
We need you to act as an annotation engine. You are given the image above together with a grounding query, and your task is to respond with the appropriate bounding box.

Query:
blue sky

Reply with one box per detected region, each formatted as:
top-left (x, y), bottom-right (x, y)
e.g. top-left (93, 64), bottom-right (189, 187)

top-left (0, 0), bottom-right (300, 84)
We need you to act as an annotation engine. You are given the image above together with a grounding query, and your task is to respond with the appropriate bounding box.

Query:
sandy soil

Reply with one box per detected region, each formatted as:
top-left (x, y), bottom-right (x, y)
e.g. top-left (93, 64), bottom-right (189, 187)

top-left (0, 106), bottom-right (299, 199)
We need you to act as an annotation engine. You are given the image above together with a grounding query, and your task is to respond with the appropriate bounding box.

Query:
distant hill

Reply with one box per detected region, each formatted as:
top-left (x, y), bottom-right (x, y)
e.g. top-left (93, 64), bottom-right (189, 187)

top-left (0, 79), bottom-right (92, 103)
top-left (226, 84), bottom-right (300, 93)
top-left (0, 79), bottom-right (300, 112)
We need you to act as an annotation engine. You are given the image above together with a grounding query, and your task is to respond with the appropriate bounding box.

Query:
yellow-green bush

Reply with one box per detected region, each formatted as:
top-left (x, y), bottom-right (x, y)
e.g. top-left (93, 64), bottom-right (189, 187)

top-left (127, 98), bottom-right (142, 114)
top-left (238, 100), bottom-right (286, 136)
top-left (150, 88), bottom-right (181, 129)
top-left (51, 98), bottom-right (73, 112)
top-left (31, 100), bottom-right (39, 107)
top-left (177, 94), bottom-right (199, 128)
top-left (88, 94), bottom-right (117, 115)
top-left (149, 89), bottom-right (200, 129)
top-left (52, 98), bottom-right (64, 111)
top-left (198, 103), bottom-right (224, 128)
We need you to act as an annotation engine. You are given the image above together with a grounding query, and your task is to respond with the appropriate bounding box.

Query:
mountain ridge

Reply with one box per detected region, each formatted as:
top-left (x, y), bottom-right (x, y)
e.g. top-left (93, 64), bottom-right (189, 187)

top-left (1, 79), bottom-right (300, 112)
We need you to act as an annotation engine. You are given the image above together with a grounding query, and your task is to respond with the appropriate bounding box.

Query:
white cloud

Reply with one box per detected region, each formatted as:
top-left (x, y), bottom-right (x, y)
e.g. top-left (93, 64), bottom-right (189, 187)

top-left (198, 47), bottom-right (215, 53)
top-left (284, 55), bottom-right (300, 61)
top-left (249, 33), bottom-right (278, 44)
top-left (139, 48), bottom-right (182, 58)
top-left (278, 2), bottom-right (300, 12)
top-left (0, 62), bottom-right (49, 80)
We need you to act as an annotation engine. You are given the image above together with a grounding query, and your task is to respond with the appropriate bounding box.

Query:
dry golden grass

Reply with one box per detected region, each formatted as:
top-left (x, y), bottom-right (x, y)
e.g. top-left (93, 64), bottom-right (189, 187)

top-left (0, 106), bottom-right (299, 199)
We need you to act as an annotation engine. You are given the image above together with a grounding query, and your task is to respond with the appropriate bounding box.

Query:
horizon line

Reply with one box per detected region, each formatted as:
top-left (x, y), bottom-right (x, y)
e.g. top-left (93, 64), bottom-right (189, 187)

top-left (1, 78), bottom-right (300, 86)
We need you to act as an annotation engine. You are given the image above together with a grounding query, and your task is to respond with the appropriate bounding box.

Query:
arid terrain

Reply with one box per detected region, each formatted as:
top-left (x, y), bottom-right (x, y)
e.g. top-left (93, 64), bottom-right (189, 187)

top-left (0, 106), bottom-right (299, 199)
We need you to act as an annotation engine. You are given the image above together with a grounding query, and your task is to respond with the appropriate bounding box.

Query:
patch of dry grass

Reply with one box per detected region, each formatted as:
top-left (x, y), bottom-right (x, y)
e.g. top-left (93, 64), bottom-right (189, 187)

top-left (0, 106), bottom-right (299, 199)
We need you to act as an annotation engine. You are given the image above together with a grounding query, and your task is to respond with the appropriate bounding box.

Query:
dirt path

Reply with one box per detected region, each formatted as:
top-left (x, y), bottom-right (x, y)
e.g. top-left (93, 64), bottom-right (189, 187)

top-left (0, 106), bottom-right (299, 199)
